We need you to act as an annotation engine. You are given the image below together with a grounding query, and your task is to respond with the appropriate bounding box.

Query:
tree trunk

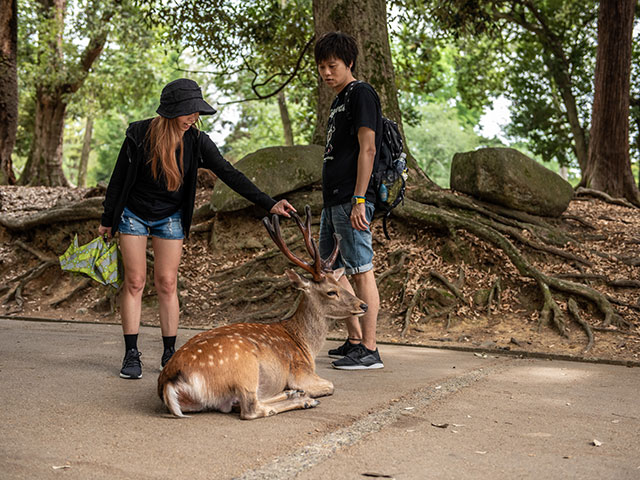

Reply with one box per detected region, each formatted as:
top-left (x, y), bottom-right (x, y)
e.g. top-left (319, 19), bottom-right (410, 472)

top-left (19, 0), bottom-right (114, 186)
top-left (312, 0), bottom-right (431, 186)
top-left (553, 64), bottom-right (589, 173)
top-left (77, 115), bottom-right (93, 187)
top-left (583, 0), bottom-right (639, 205)
top-left (277, 91), bottom-right (295, 146)
top-left (0, 0), bottom-right (18, 185)
top-left (19, 88), bottom-right (70, 186)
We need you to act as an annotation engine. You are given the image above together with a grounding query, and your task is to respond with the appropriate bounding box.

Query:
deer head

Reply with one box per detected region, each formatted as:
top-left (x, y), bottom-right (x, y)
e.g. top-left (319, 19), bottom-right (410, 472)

top-left (262, 205), bottom-right (368, 320)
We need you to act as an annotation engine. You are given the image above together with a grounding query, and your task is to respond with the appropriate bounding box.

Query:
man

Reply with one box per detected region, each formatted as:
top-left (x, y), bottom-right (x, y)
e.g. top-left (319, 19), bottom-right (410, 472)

top-left (314, 31), bottom-right (384, 370)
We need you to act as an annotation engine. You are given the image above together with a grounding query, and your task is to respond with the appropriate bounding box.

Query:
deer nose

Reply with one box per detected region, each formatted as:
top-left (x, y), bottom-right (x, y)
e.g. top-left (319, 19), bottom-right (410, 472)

top-left (360, 303), bottom-right (368, 312)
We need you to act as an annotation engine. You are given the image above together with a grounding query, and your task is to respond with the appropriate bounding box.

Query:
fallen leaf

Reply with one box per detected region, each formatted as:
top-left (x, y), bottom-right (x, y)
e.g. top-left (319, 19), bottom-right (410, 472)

top-left (431, 422), bottom-right (449, 429)
top-left (362, 473), bottom-right (394, 479)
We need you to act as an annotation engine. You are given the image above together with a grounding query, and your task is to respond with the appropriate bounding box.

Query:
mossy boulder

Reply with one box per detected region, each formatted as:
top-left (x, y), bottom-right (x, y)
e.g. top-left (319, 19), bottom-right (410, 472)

top-left (450, 147), bottom-right (574, 217)
top-left (210, 145), bottom-right (324, 212)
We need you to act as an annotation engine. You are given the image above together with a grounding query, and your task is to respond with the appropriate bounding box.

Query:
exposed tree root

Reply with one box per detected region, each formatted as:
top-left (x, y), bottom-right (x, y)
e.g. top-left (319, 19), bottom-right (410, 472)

top-left (0, 197), bottom-right (103, 231)
top-left (561, 214), bottom-right (597, 229)
top-left (567, 298), bottom-right (594, 353)
top-left (401, 288), bottom-right (423, 338)
top-left (376, 249), bottom-right (409, 286)
top-left (50, 278), bottom-right (92, 307)
top-left (429, 270), bottom-right (464, 301)
top-left (211, 233), bottom-right (302, 279)
top-left (395, 197), bottom-right (627, 339)
top-left (2, 241), bottom-right (58, 311)
top-left (486, 277), bottom-right (502, 312)
top-left (575, 187), bottom-right (637, 208)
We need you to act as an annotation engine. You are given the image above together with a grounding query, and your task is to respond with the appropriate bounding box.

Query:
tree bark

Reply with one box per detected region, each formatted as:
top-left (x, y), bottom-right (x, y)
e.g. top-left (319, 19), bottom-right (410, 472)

top-left (0, 0), bottom-right (18, 185)
top-left (277, 91), bottom-right (295, 146)
top-left (20, 87), bottom-right (70, 186)
top-left (312, 0), bottom-right (431, 186)
top-left (583, 0), bottom-right (639, 205)
top-left (77, 115), bottom-right (93, 187)
top-left (19, 0), bottom-right (115, 186)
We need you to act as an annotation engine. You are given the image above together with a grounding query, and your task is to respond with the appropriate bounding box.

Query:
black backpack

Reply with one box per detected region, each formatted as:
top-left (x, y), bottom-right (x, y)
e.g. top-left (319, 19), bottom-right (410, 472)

top-left (344, 81), bottom-right (408, 239)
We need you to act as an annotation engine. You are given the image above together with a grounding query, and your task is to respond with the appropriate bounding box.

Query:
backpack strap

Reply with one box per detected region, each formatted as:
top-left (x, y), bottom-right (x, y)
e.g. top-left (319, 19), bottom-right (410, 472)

top-left (380, 174), bottom-right (406, 240)
top-left (343, 80), bottom-right (363, 134)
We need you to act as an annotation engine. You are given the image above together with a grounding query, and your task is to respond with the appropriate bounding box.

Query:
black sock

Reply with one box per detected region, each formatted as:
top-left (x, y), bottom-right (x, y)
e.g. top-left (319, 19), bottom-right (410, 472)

top-left (163, 336), bottom-right (176, 351)
top-left (124, 334), bottom-right (138, 351)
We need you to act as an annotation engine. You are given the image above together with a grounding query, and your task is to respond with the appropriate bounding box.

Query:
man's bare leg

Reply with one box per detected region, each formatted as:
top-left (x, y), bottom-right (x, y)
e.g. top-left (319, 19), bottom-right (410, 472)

top-left (338, 269), bottom-right (380, 350)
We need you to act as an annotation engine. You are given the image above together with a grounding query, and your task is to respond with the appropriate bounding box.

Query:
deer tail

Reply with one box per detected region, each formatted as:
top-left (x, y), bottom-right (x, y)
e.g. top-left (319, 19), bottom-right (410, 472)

top-left (161, 372), bottom-right (189, 418)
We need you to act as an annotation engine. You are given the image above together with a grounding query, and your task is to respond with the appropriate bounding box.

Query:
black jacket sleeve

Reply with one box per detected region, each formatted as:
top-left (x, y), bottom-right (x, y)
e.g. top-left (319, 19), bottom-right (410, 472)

top-left (101, 139), bottom-right (132, 227)
top-left (199, 133), bottom-right (277, 212)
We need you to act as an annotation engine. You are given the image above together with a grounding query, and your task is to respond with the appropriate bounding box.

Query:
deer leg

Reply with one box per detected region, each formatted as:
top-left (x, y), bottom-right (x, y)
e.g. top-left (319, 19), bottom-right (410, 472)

top-left (261, 389), bottom-right (307, 405)
top-left (289, 373), bottom-right (334, 398)
top-left (238, 391), bottom-right (318, 420)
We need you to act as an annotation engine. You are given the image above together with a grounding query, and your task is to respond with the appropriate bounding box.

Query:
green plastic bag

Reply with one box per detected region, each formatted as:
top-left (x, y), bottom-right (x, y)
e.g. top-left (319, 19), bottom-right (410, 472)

top-left (59, 235), bottom-right (123, 288)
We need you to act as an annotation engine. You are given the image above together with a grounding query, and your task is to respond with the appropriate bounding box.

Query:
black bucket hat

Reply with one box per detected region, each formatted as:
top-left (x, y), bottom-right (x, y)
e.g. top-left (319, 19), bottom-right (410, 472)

top-left (156, 78), bottom-right (217, 119)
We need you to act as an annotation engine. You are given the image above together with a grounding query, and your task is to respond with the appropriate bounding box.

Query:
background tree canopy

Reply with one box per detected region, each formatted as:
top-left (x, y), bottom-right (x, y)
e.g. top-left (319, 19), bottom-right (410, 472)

top-left (4, 0), bottom-right (640, 196)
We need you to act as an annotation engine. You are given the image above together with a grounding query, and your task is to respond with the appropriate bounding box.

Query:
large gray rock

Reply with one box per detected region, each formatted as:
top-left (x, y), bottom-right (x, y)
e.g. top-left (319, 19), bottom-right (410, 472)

top-left (210, 145), bottom-right (324, 212)
top-left (450, 147), bottom-right (574, 217)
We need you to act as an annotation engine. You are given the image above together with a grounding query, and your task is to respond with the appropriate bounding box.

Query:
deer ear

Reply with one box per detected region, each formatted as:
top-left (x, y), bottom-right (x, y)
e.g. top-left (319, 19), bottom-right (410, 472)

top-left (286, 269), bottom-right (311, 290)
top-left (332, 267), bottom-right (346, 281)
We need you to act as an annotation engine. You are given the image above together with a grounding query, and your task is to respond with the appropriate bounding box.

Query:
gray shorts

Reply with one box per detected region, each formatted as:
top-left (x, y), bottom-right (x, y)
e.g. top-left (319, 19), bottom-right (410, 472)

top-left (319, 202), bottom-right (375, 275)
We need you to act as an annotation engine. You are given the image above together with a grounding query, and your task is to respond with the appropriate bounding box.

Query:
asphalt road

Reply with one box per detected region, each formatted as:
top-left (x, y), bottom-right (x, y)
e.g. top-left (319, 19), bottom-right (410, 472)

top-left (1, 318), bottom-right (638, 479)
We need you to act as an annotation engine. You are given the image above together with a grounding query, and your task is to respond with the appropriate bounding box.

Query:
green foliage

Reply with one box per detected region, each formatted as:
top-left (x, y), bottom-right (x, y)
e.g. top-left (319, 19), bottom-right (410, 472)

top-left (406, 0), bottom-right (600, 170)
top-left (404, 99), bottom-right (498, 188)
top-left (137, 0), bottom-right (318, 149)
top-left (223, 92), bottom-right (313, 163)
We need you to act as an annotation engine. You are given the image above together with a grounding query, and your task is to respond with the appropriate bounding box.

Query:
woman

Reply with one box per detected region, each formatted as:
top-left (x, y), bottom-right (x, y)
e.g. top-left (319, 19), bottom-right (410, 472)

top-left (99, 78), bottom-right (296, 379)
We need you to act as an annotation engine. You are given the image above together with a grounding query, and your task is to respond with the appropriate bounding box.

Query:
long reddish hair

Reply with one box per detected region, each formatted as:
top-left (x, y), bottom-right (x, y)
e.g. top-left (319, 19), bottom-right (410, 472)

top-left (146, 116), bottom-right (188, 191)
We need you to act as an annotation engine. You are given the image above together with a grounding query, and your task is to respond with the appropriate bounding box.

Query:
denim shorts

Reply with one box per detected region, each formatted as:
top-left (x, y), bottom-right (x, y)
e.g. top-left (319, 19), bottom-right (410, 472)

top-left (319, 201), bottom-right (375, 275)
top-left (118, 207), bottom-right (184, 240)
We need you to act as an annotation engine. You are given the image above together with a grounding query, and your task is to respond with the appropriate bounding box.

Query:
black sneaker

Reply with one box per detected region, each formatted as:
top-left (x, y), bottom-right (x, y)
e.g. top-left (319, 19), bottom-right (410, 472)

top-left (328, 339), bottom-right (361, 359)
top-left (332, 344), bottom-right (384, 370)
top-left (120, 348), bottom-right (142, 379)
top-left (161, 347), bottom-right (175, 368)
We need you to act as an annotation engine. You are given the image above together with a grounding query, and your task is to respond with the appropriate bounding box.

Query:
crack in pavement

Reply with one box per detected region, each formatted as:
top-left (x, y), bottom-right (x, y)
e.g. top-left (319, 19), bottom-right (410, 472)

top-left (235, 363), bottom-right (506, 480)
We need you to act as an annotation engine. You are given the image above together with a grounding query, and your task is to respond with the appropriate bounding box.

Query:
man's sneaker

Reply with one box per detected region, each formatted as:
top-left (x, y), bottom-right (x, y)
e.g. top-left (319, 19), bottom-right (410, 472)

top-left (161, 347), bottom-right (175, 368)
top-left (120, 348), bottom-right (142, 379)
top-left (328, 339), bottom-right (361, 359)
top-left (332, 344), bottom-right (384, 370)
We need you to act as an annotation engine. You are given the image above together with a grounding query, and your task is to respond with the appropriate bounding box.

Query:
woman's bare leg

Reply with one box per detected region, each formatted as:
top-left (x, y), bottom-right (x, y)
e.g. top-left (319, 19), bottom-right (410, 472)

top-left (119, 234), bottom-right (149, 335)
top-left (151, 237), bottom-right (183, 337)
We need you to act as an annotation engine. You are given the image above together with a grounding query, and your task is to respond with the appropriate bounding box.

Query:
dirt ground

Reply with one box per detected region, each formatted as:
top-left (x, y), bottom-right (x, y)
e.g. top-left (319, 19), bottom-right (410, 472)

top-left (1, 185), bottom-right (639, 364)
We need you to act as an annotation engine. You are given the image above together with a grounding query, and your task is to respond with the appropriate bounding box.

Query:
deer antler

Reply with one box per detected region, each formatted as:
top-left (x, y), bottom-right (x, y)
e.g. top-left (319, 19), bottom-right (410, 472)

top-left (262, 205), bottom-right (341, 281)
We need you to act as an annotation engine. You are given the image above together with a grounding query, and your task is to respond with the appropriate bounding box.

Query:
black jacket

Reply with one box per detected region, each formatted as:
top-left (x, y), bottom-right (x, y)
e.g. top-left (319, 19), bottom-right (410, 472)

top-left (101, 118), bottom-right (277, 238)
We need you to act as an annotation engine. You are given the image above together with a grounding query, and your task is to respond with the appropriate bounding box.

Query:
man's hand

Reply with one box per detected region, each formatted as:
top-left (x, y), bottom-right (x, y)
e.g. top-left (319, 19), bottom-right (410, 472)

top-left (270, 199), bottom-right (297, 218)
top-left (98, 225), bottom-right (112, 239)
top-left (351, 203), bottom-right (369, 231)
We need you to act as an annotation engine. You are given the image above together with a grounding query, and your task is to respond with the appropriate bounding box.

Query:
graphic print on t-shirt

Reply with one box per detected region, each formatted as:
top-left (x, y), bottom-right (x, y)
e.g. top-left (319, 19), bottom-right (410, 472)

top-left (324, 103), bottom-right (346, 162)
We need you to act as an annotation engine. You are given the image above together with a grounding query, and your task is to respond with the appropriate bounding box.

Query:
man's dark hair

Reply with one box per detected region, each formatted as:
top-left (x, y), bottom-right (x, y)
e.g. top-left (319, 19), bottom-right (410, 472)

top-left (314, 31), bottom-right (358, 72)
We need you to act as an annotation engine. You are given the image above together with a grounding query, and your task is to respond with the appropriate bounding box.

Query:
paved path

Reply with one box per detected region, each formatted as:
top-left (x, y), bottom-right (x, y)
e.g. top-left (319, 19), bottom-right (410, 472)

top-left (1, 319), bottom-right (638, 479)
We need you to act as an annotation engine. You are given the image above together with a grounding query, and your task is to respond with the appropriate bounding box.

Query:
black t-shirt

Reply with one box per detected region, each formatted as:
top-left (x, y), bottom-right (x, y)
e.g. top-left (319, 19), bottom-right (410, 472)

top-left (322, 81), bottom-right (382, 207)
top-left (127, 129), bottom-right (195, 221)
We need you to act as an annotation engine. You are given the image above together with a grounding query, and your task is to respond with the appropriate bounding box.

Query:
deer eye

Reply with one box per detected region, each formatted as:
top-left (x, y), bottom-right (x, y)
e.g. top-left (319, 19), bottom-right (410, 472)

top-left (327, 291), bottom-right (338, 296)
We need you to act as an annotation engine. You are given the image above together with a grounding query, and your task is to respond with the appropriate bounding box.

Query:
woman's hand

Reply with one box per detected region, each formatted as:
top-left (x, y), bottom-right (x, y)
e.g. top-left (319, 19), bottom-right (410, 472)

top-left (270, 199), bottom-right (297, 218)
top-left (98, 225), bottom-right (112, 239)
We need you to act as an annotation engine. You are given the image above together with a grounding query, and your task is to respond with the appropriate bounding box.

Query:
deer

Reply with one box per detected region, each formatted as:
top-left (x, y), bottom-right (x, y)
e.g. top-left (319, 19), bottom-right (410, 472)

top-left (157, 206), bottom-right (368, 419)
